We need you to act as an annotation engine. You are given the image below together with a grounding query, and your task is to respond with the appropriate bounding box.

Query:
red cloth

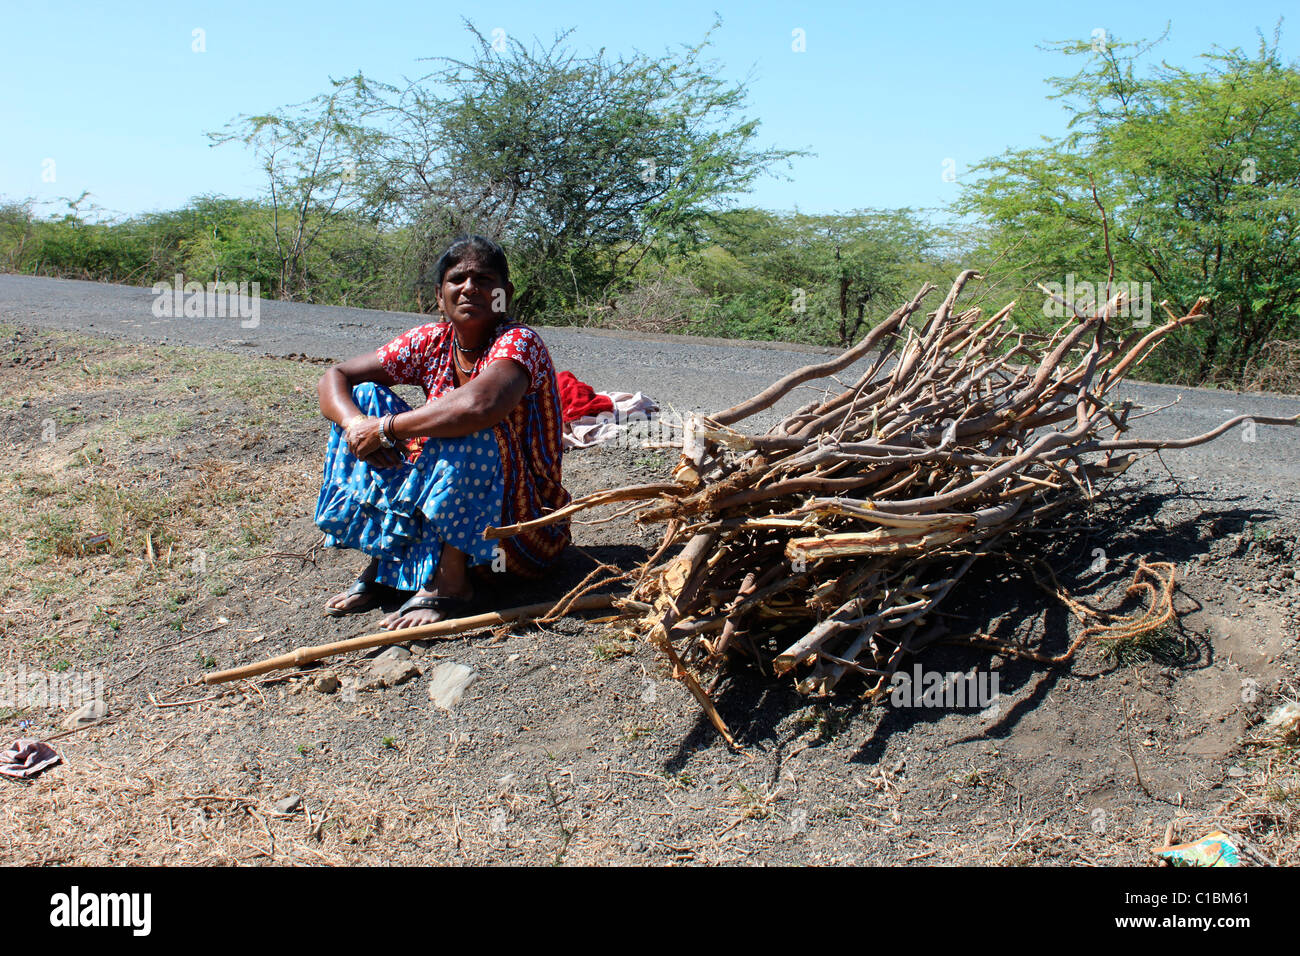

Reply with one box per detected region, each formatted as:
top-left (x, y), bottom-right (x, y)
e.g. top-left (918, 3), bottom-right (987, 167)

top-left (556, 370), bottom-right (613, 423)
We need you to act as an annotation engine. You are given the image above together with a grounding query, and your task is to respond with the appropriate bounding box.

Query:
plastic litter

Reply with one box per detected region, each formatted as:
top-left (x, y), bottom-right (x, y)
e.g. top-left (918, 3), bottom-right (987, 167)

top-left (1155, 830), bottom-right (1240, 867)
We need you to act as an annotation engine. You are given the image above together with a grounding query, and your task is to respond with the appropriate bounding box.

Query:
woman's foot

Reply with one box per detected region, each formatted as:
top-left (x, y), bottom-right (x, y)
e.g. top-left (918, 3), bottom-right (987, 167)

top-left (324, 558), bottom-right (387, 617)
top-left (378, 585), bottom-right (474, 631)
top-left (380, 545), bottom-right (474, 630)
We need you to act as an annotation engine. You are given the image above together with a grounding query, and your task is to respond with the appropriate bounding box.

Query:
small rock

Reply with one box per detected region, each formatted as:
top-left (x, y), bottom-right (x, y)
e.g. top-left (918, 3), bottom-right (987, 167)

top-left (62, 699), bottom-right (107, 729)
top-left (1226, 766), bottom-right (1248, 778)
top-left (314, 673), bottom-right (340, 694)
top-left (274, 795), bottom-right (302, 814)
top-left (363, 657), bottom-right (419, 690)
top-left (428, 662), bottom-right (477, 709)
top-left (372, 645), bottom-right (412, 663)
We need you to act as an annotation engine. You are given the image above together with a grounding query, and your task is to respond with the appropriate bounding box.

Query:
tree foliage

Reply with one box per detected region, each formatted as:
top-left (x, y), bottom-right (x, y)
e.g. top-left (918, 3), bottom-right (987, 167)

top-left (338, 22), bottom-right (800, 316)
top-left (9, 26), bottom-right (1297, 388)
top-left (957, 26), bottom-right (1300, 383)
top-left (678, 208), bottom-right (936, 345)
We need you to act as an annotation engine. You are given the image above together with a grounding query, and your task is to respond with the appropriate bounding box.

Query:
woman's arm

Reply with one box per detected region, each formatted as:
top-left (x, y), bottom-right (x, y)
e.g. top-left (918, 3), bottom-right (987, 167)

top-left (389, 360), bottom-right (530, 440)
top-left (317, 352), bottom-right (404, 468)
top-left (317, 351), bottom-right (531, 465)
top-left (318, 351), bottom-right (398, 423)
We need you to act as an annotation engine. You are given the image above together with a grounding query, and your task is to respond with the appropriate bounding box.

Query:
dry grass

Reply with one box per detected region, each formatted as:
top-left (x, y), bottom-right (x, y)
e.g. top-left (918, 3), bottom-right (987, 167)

top-left (1, 742), bottom-right (499, 865)
top-left (0, 324), bottom-right (321, 667)
top-left (1197, 688), bottom-right (1300, 866)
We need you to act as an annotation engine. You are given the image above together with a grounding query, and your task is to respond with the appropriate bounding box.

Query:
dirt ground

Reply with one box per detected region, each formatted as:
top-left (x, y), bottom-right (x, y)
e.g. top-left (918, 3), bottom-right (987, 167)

top-left (1, 323), bottom-right (1296, 866)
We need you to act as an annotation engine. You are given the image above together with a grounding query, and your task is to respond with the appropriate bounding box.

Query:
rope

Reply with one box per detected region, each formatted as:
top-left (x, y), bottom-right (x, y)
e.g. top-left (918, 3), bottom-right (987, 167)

top-left (946, 558), bottom-right (1177, 664)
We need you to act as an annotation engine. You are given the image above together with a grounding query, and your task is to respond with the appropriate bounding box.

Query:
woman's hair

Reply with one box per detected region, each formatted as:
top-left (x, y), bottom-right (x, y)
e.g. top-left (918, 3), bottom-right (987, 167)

top-left (432, 235), bottom-right (510, 288)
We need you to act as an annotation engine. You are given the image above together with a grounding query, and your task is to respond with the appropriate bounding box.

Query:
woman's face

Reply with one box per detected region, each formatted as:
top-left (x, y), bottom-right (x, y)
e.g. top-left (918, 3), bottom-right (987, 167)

top-left (436, 255), bottom-right (513, 338)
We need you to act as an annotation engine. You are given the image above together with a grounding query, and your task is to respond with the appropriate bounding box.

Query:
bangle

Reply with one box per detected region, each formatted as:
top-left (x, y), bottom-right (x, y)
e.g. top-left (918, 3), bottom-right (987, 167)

top-left (378, 413), bottom-right (398, 449)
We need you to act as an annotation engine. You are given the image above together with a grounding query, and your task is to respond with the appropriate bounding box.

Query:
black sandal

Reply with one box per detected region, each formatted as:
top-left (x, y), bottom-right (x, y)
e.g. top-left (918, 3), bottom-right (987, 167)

top-left (384, 592), bottom-right (475, 629)
top-left (323, 576), bottom-right (391, 618)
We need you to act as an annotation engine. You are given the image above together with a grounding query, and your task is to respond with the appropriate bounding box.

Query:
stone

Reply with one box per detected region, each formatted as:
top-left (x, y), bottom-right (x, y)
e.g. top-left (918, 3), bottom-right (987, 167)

top-left (428, 662), bottom-right (477, 710)
top-left (274, 795), bottom-right (302, 814)
top-left (363, 658), bottom-right (419, 690)
top-left (371, 645), bottom-right (411, 663)
top-left (314, 673), bottom-right (341, 694)
top-left (61, 699), bottom-right (107, 729)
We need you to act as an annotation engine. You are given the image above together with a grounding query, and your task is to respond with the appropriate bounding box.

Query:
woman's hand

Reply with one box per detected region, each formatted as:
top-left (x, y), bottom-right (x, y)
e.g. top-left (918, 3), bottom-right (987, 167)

top-left (318, 360), bottom-right (403, 467)
top-left (345, 416), bottom-right (405, 469)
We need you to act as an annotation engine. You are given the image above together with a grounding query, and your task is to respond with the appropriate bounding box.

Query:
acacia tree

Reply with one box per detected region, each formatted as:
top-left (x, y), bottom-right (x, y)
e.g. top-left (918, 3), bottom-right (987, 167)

top-left (795, 210), bottom-right (933, 346)
top-left (957, 27), bottom-right (1300, 383)
top-left (685, 207), bottom-right (933, 346)
top-left (344, 22), bottom-right (800, 317)
top-left (208, 81), bottom-right (381, 300)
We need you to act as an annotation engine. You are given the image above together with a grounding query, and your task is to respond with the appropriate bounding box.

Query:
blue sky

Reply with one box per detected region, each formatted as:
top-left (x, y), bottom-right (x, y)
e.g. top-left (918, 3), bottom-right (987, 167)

top-left (1, 0), bottom-right (1292, 221)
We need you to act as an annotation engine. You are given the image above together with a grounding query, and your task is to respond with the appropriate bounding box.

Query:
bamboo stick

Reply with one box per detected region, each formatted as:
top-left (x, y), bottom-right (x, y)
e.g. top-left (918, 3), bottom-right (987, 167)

top-left (202, 594), bottom-right (618, 685)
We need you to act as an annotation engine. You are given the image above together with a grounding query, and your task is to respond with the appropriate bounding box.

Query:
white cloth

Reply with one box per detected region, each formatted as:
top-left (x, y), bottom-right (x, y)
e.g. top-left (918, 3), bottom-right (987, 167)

top-left (563, 391), bottom-right (659, 449)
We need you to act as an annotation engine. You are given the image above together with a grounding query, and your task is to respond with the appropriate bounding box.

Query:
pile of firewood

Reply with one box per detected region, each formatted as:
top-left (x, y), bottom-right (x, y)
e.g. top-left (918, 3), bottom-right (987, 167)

top-left (488, 271), bottom-right (1296, 740)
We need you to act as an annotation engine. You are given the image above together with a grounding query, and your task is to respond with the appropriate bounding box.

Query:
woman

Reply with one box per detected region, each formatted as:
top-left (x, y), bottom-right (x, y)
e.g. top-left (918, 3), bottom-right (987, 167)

top-left (314, 236), bottom-right (570, 631)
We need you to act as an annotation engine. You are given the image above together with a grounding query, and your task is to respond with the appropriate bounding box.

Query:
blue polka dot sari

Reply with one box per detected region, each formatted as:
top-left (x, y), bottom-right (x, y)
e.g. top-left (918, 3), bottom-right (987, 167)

top-left (314, 383), bottom-right (505, 591)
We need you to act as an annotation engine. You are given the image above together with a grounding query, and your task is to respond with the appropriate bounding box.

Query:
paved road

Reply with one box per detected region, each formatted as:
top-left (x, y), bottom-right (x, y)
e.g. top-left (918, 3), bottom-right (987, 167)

top-left (4, 273), bottom-right (1298, 496)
